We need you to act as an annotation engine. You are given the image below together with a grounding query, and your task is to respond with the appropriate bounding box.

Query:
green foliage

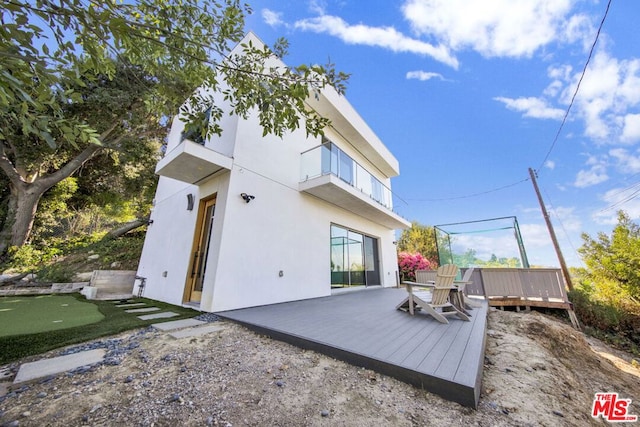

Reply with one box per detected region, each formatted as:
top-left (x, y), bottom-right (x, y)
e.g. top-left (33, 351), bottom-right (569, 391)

top-left (5, 244), bottom-right (62, 272)
top-left (2, 231), bottom-right (144, 278)
top-left (37, 263), bottom-right (75, 283)
top-left (2, 0), bottom-right (349, 149)
top-left (579, 211), bottom-right (640, 302)
top-left (571, 211), bottom-right (640, 354)
top-left (447, 248), bottom-right (521, 268)
top-left (1, 1), bottom-right (349, 253)
top-left (397, 221), bottom-right (438, 263)
top-left (569, 286), bottom-right (640, 355)
top-left (477, 254), bottom-right (522, 268)
top-left (92, 232), bottom-right (146, 267)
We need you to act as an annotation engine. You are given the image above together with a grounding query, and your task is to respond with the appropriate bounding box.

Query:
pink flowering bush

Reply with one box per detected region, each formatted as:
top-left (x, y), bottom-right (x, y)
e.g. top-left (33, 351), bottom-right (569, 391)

top-left (398, 252), bottom-right (436, 281)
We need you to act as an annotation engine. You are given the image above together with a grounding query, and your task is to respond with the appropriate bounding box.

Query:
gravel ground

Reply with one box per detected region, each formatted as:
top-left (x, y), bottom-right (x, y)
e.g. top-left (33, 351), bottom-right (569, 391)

top-left (1, 309), bottom-right (639, 426)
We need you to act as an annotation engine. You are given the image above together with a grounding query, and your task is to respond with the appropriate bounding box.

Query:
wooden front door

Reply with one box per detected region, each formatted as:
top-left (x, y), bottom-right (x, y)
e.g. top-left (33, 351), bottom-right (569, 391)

top-left (186, 197), bottom-right (216, 303)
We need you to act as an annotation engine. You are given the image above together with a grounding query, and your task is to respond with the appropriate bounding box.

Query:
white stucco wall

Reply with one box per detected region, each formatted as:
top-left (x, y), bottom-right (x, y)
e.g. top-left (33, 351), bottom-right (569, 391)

top-left (136, 32), bottom-right (404, 312)
top-left (135, 173), bottom-right (231, 303)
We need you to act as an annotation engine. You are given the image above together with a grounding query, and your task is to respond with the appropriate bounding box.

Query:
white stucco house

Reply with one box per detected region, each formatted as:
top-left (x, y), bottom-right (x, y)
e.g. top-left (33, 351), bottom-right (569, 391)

top-left (135, 32), bottom-right (410, 312)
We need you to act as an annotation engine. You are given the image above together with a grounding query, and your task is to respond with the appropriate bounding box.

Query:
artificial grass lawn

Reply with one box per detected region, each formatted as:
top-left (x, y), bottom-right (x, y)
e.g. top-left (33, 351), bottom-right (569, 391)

top-left (0, 294), bottom-right (104, 337)
top-left (0, 293), bottom-right (199, 365)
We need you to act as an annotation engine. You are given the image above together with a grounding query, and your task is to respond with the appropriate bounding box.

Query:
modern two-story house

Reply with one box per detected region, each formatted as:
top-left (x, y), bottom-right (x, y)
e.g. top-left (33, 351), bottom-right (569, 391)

top-left (135, 32), bottom-right (411, 312)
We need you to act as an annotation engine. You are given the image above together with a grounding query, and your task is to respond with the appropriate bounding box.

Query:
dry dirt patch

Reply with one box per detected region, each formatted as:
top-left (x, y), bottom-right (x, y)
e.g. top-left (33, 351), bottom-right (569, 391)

top-left (1, 309), bottom-right (639, 426)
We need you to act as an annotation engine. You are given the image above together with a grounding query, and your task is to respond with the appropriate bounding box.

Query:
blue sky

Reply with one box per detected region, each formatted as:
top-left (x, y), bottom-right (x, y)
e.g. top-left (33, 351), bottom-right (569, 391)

top-left (244, 0), bottom-right (639, 267)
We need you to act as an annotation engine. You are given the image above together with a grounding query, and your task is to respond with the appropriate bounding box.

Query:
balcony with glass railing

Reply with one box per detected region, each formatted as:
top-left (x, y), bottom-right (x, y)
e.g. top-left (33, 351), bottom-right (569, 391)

top-left (299, 143), bottom-right (410, 229)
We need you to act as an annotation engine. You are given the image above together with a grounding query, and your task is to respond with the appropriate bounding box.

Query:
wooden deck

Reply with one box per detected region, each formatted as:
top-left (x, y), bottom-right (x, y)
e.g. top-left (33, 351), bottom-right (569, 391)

top-left (217, 287), bottom-right (488, 408)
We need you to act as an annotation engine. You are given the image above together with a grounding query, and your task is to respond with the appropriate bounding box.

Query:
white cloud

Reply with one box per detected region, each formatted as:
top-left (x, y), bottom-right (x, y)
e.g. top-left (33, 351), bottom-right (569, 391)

top-left (293, 15), bottom-right (459, 69)
top-left (519, 223), bottom-right (553, 248)
top-left (609, 147), bottom-right (640, 173)
top-left (494, 96), bottom-right (565, 120)
top-left (558, 51), bottom-right (640, 143)
top-left (262, 9), bottom-right (283, 27)
top-left (499, 50), bottom-right (640, 145)
top-left (548, 205), bottom-right (582, 232)
top-left (406, 71), bottom-right (445, 81)
top-left (544, 160), bottom-right (556, 170)
top-left (308, 0), bottom-right (326, 15)
top-left (401, 0), bottom-right (578, 58)
top-left (451, 234), bottom-right (521, 261)
top-left (621, 113), bottom-right (640, 143)
top-left (574, 162), bottom-right (609, 188)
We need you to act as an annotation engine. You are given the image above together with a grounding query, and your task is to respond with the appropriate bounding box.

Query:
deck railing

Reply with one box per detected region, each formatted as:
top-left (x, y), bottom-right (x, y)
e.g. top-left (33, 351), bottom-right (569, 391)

top-left (416, 267), bottom-right (569, 303)
top-left (415, 267), bottom-right (579, 329)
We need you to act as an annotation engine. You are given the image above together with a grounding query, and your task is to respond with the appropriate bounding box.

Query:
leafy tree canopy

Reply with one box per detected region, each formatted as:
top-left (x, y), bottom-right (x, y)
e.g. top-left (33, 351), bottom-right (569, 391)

top-left (397, 221), bottom-right (438, 263)
top-left (2, 0), bottom-right (349, 148)
top-left (579, 211), bottom-right (640, 302)
top-left (0, 0), bottom-right (349, 254)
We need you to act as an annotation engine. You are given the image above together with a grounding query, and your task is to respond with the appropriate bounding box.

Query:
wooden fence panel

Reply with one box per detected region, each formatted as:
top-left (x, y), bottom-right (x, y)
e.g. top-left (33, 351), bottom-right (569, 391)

top-left (461, 268), bottom-right (485, 297)
top-left (480, 268), bottom-right (524, 298)
top-left (519, 269), bottom-right (567, 301)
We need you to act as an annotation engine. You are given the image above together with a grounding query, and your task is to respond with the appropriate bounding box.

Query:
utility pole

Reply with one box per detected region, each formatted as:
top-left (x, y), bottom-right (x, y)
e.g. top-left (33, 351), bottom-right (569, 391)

top-left (528, 168), bottom-right (573, 290)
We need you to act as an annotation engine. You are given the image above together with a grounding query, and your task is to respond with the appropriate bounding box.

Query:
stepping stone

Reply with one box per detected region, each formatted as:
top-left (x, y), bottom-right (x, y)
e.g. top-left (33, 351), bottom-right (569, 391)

top-left (169, 324), bottom-right (225, 339)
top-left (125, 307), bottom-right (160, 313)
top-left (137, 311), bottom-right (179, 320)
top-left (152, 318), bottom-right (206, 331)
top-left (13, 349), bottom-right (105, 385)
top-left (116, 302), bottom-right (146, 308)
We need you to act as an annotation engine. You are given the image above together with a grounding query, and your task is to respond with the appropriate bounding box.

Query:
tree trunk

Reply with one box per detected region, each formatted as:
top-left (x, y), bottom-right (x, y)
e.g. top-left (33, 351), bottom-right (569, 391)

top-left (0, 185), bottom-right (19, 256)
top-left (0, 144), bottom-right (103, 255)
top-left (103, 217), bottom-right (150, 240)
top-left (0, 182), bottom-right (51, 255)
top-left (11, 185), bottom-right (42, 247)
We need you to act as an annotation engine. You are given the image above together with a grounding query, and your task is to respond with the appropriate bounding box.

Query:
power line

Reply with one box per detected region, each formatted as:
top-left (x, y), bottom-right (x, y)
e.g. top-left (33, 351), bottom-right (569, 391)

top-left (541, 185), bottom-right (581, 264)
top-left (598, 184), bottom-right (640, 213)
top-left (404, 1), bottom-right (612, 206)
top-left (536, 0), bottom-right (612, 174)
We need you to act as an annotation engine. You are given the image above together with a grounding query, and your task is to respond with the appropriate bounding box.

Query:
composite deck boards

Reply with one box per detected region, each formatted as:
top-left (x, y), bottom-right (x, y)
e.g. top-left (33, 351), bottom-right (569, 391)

top-left (218, 287), bottom-right (488, 408)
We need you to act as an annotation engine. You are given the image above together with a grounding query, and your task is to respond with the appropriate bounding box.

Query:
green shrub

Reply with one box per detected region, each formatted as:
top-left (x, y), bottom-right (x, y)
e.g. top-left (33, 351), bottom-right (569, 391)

top-left (4, 244), bottom-right (62, 272)
top-left (569, 287), bottom-right (640, 355)
top-left (37, 263), bottom-right (75, 282)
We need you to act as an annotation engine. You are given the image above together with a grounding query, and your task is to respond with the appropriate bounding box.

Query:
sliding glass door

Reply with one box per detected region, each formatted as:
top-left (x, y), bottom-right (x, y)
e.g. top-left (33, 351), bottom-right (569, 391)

top-left (330, 225), bottom-right (380, 288)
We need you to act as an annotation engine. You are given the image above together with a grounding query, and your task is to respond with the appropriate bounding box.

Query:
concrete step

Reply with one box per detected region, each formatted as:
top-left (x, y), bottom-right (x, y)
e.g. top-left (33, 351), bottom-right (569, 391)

top-left (12, 349), bottom-right (106, 386)
top-left (151, 318), bottom-right (207, 331)
top-left (50, 282), bottom-right (88, 292)
top-left (138, 311), bottom-right (179, 320)
top-left (168, 324), bottom-right (225, 339)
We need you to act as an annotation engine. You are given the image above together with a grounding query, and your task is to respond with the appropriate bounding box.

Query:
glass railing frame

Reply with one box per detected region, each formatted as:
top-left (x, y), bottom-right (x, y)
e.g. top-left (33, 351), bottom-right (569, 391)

top-left (300, 142), bottom-right (394, 210)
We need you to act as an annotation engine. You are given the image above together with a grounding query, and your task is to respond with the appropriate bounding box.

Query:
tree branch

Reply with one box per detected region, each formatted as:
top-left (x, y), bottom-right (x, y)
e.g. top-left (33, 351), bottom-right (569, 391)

top-left (0, 141), bottom-right (27, 189)
top-left (103, 217), bottom-right (150, 240)
top-left (36, 143), bottom-right (102, 191)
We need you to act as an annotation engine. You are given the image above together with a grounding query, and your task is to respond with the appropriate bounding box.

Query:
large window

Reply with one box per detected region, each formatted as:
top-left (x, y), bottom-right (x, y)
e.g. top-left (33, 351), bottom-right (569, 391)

top-left (330, 225), bottom-right (380, 288)
top-left (181, 107), bottom-right (211, 145)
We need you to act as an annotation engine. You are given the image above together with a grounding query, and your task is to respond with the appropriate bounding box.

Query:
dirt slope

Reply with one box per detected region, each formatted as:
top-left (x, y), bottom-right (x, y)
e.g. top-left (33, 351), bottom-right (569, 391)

top-left (1, 309), bottom-right (638, 426)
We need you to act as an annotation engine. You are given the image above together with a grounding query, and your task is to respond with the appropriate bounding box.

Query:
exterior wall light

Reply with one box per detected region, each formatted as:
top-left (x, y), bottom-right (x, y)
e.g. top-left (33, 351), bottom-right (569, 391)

top-left (240, 193), bottom-right (255, 203)
top-left (186, 193), bottom-right (195, 211)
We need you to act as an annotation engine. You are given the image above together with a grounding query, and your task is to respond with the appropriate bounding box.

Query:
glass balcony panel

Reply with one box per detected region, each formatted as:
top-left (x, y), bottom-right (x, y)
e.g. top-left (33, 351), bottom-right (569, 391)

top-left (338, 150), bottom-right (354, 185)
top-left (356, 164), bottom-right (372, 196)
top-left (300, 144), bottom-right (394, 210)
